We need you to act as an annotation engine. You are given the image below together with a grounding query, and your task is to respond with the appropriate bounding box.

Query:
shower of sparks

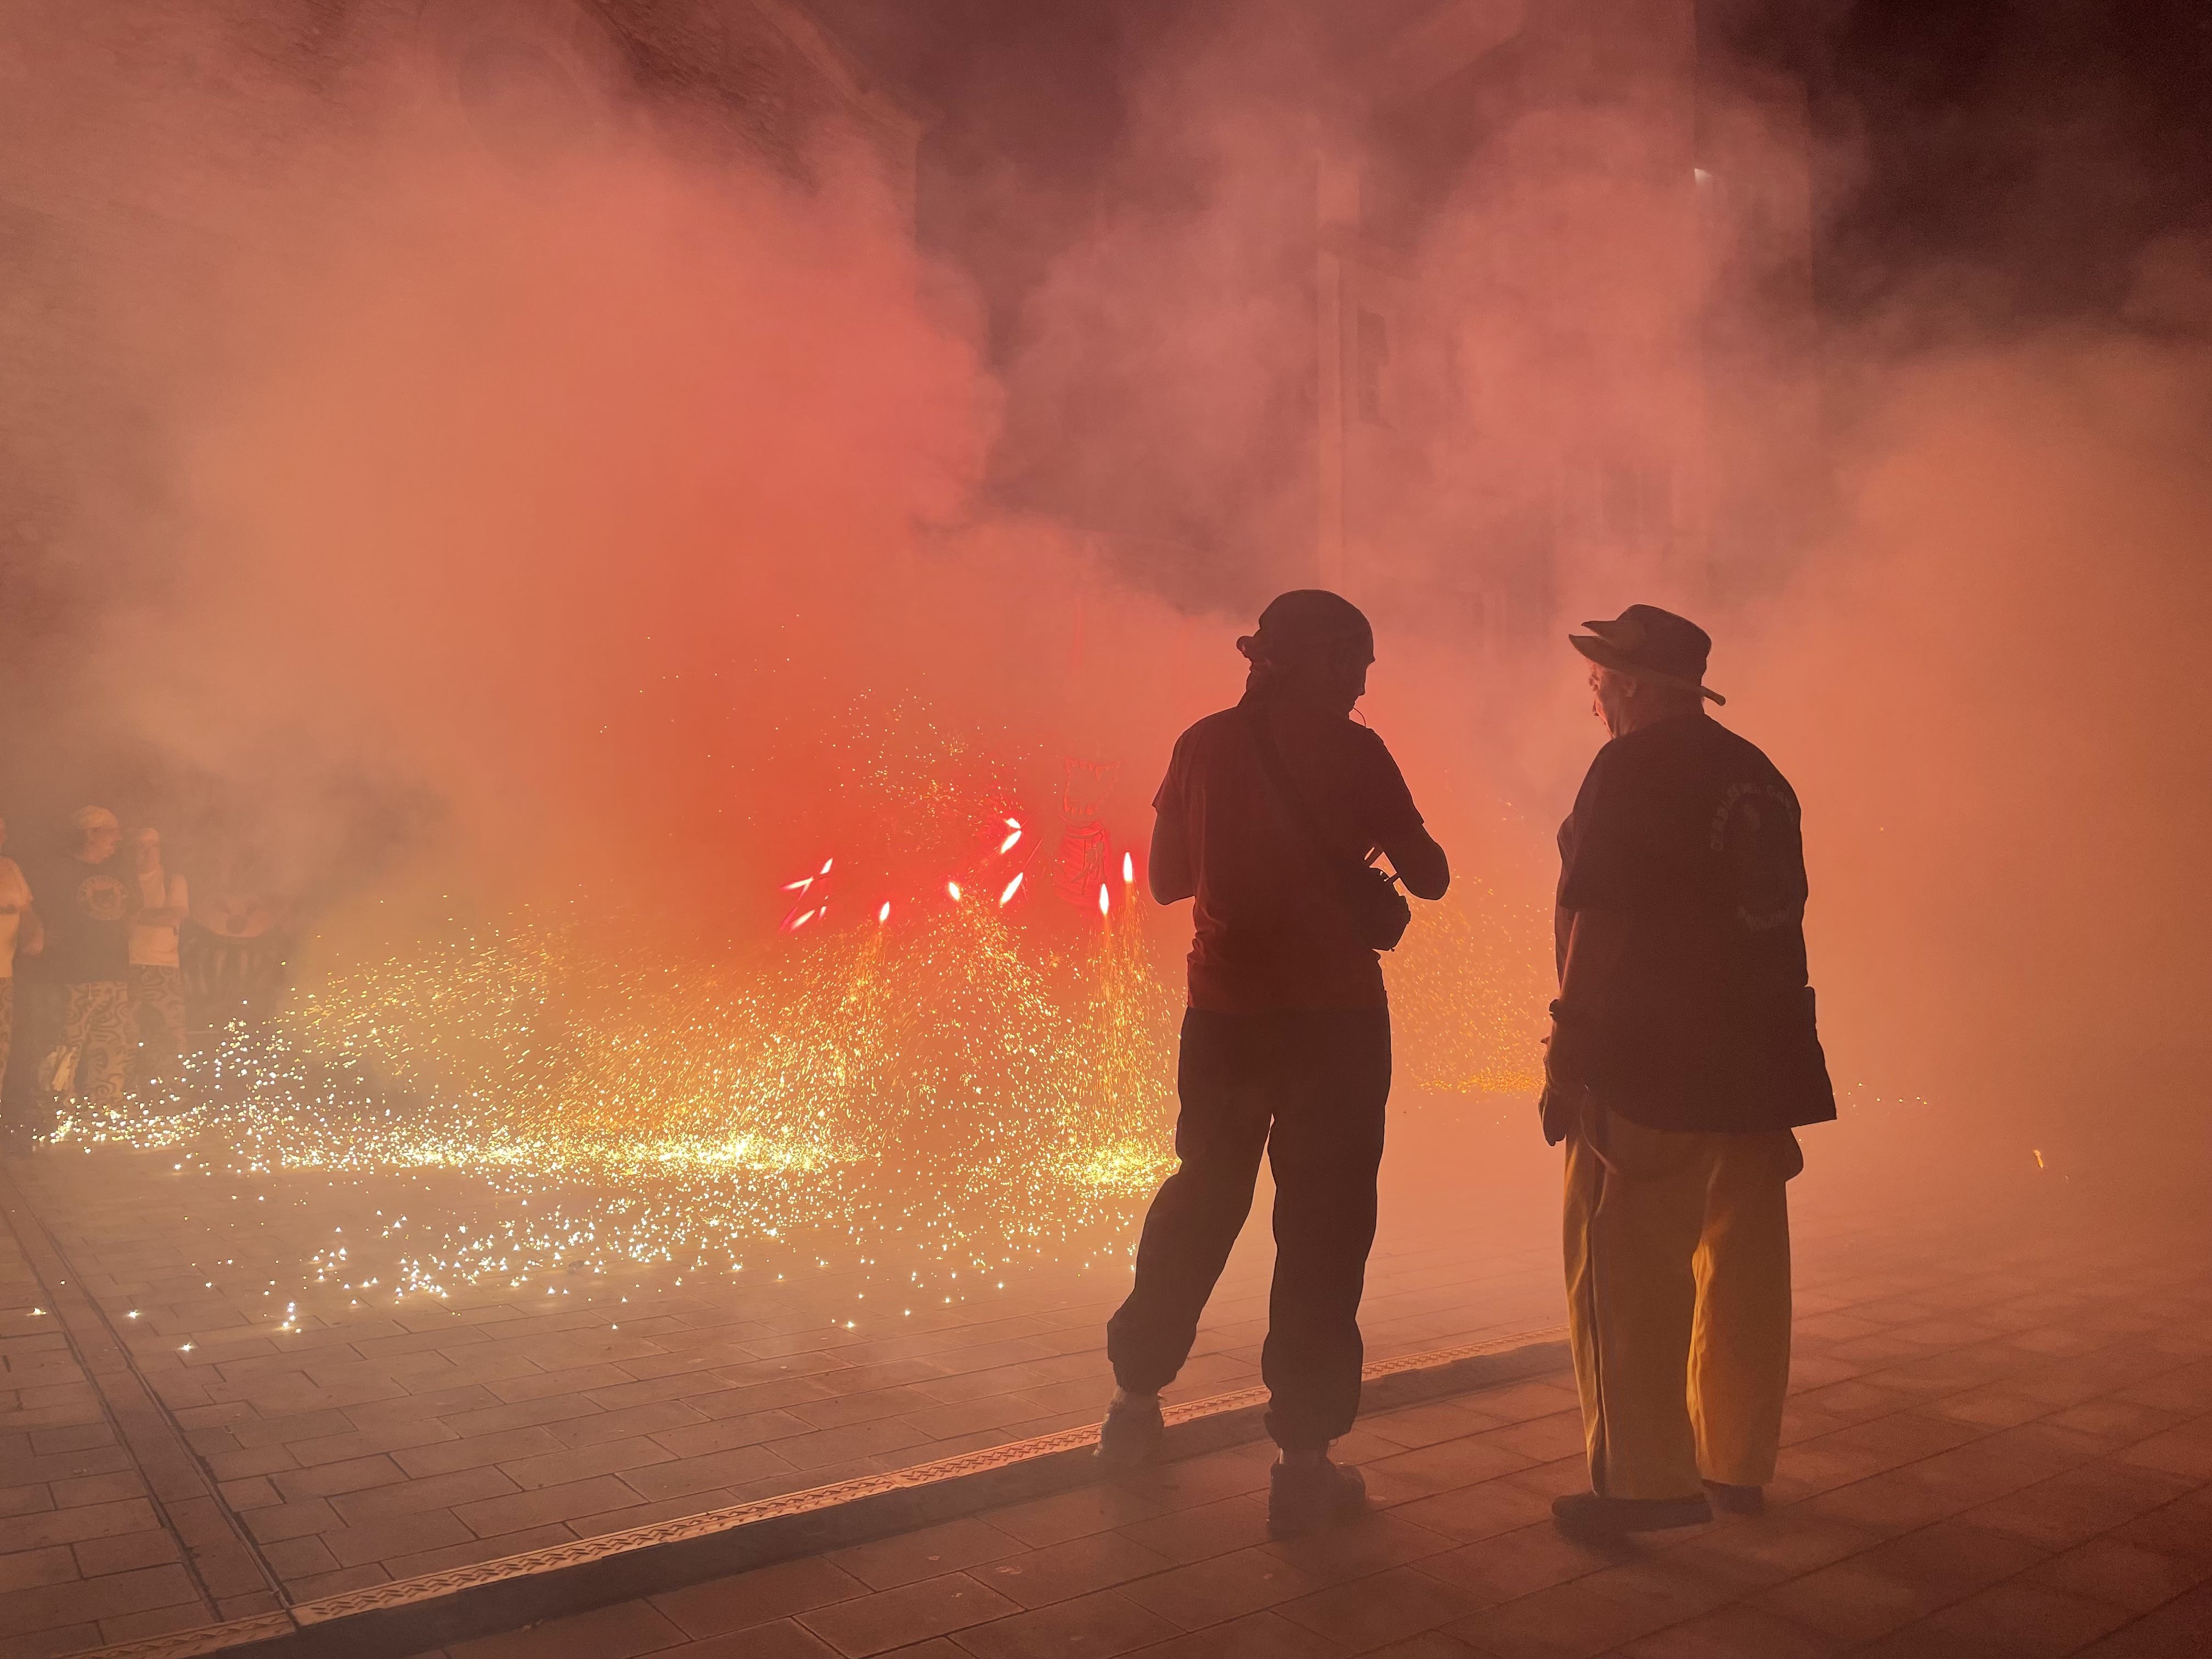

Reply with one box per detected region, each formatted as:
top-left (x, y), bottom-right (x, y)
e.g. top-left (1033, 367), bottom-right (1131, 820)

top-left (70, 893), bottom-right (1178, 1302)
top-left (56, 713), bottom-right (1545, 1336)
top-left (1381, 880), bottom-right (1550, 1096)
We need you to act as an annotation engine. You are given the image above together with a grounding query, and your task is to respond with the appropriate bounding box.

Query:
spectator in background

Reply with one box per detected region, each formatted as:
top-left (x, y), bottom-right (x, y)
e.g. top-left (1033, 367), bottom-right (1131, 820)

top-left (0, 815), bottom-right (44, 1151)
top-left (40, 806), bottom-right (136, 1117)
top-left (185, 849), bottom-right (291, 1030)
top-left (126, 827), bottom-right (189, 1094)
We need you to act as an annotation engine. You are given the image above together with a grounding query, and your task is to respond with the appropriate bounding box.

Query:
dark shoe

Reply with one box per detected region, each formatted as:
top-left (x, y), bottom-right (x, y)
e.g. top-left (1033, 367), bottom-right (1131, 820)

top-left (1705, 1480), bottom-right (1764, 1515)
top-left (1094, 1394), bottom-right (1164, 1468)
top-left (1550, 1491), bottom-right (1712, 1542)
top-left (1268, 1458), bottom-right (1368, 1537)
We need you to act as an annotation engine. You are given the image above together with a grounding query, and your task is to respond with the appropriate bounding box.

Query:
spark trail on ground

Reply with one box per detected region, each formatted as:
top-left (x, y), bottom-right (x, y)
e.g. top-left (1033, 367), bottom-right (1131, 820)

top-left (56, 716), bottom-right (1549, 1328)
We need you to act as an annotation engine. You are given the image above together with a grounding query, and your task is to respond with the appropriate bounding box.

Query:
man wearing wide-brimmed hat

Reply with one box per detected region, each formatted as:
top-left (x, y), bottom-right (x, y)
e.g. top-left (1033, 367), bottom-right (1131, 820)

top-left (1542, 605), bottom-right (1836, 1542)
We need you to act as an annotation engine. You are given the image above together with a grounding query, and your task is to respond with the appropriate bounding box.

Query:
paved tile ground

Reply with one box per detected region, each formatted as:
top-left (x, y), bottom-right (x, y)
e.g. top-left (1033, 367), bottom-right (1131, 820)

top-left (2, 1098), bottom-right (2198, 1655)
top-left (0, 1099), bottom-right (1576, 1652)
top-left (393, 1182), bottom-right (2212, 1659)
top-left (0, 1203), bottom-right (217, 1654)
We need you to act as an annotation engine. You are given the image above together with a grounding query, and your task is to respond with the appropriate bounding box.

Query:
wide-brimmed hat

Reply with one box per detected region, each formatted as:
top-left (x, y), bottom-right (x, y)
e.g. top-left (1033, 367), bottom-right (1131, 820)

top-left (1568, 605), bottom-right (1725, 704)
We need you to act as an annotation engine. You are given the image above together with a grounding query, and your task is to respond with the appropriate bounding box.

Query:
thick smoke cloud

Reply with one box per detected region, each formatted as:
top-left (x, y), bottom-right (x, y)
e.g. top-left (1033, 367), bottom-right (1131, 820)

top-left (0, 4), bottom-right (1223, 928)
top-left (3, 0), bottom-right (2209, 1174)
top-left (972, 2), bottom-right (2212, 1171)
top-left (1737, 308), bottom-right (2212, 1155)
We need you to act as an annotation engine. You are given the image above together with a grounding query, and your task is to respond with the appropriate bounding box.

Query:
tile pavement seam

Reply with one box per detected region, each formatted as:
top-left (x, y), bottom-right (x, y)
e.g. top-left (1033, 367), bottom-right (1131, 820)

top-left (45, 1328), bottom-right (1570, 1659)
top-left (1, 1159), bottom-right (287, 1623)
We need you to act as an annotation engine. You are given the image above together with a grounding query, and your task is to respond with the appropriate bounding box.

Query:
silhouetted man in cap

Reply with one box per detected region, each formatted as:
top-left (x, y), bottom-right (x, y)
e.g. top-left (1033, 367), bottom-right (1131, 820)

top-left (1542, 605), bottom-right (1835, 1542)
top-left (1102, 590), bottom-right (1450, 1537)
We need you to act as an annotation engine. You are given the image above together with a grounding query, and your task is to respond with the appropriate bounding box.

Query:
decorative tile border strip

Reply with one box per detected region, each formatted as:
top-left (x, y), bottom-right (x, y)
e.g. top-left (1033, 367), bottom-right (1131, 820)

top-left (69, 1325), bottom-right (1569, 1659)
top-left (0, 1164), bottom-right (288, 1631)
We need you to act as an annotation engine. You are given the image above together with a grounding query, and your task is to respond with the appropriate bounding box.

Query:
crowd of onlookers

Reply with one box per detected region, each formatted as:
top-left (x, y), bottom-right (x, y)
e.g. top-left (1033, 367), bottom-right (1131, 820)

top-left (0, 805), bottom-right (292, 1150)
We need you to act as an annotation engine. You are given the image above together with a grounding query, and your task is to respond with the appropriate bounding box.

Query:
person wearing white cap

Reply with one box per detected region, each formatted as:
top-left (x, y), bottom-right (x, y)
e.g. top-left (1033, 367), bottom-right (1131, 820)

top-left (37, 806), bottom-right (137, 1119)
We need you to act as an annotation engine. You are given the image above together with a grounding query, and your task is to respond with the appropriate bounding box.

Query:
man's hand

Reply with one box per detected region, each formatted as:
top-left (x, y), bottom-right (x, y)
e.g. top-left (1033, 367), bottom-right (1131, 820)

top-left (1379, 825), bottom-right (1449, 901)
top-left (1537, 1026), bottom-right (1584, 1146)
top-left (1543, 1002), bottom-right (1590, 1090)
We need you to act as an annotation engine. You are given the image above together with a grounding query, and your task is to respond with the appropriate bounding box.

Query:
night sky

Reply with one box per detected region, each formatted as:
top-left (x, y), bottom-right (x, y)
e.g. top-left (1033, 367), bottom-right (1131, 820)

top-left (807, 0), bottom-right (2212, 335)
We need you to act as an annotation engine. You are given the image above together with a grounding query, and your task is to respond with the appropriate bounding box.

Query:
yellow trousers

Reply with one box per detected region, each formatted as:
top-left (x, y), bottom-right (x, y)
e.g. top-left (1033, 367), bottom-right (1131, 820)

top-left (1562, 1107), bottom-right (1798, 1499)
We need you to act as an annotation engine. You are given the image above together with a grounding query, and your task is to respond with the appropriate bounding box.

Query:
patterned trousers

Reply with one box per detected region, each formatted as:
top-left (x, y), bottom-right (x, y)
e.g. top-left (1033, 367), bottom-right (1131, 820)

top-left (50, 981), bottom-right (131, 1110)
top-left (129, 964), bottom-right (189, 1079)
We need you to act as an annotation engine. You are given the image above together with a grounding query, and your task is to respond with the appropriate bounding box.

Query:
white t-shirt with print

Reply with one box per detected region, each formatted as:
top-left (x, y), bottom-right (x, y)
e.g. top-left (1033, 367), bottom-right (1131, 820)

top-left (129, 867), bottom-right (188, 968)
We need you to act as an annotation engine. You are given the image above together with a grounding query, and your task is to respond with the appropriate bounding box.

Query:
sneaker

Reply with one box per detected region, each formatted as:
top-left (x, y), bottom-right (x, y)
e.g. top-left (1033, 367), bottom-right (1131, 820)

top-left (1704, 1480), bottom-right (1764, 1515)
top-left (1268, 1458), bottom-right (1367, 1537)
top-left (1094, 1393), bottom-right (1164, 1468)
top-left (1550, 1491), bottom-right (1712, 1542)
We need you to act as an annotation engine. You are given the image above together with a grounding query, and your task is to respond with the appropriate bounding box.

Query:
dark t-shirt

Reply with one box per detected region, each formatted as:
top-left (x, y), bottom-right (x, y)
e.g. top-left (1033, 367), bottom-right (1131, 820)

top-left (1556, 713), bottom-right (1836, 1133)
top-left (1156, 698), bottom-right (1425, 1012)
top-left (38, 854), bottom-right (136, 985)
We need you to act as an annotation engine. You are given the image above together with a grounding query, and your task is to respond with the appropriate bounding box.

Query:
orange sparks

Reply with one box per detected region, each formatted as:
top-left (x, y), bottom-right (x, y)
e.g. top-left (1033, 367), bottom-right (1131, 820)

top-left (1098, 883), bottom-right (1110, 916)
top-left (878, 901), bottom-right (891, 923)
top-left (947, 881), bottom-right (962, 902)
top-left (1122, 851), bottom-right (1136, 884)
top-left (999, 872), bottom-right (1024, 906)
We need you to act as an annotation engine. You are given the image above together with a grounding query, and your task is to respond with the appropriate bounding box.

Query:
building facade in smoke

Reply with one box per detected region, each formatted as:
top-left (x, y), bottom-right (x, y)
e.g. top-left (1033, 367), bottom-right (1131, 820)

top-left (936, 0), bottom-right (1820, 646)
top-left (1325, 0), bottom-right (1820, 645)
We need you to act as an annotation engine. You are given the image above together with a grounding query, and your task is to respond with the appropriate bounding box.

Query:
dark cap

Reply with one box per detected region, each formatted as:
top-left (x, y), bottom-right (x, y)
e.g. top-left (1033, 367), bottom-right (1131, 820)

top-left (1238, 590), bottom-right (1374, 664)
top-left (1568, 604), bottom-right (1725, 704)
